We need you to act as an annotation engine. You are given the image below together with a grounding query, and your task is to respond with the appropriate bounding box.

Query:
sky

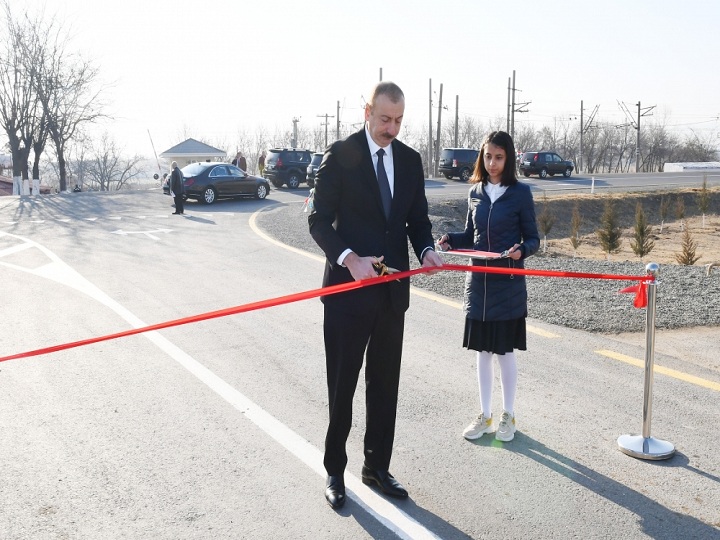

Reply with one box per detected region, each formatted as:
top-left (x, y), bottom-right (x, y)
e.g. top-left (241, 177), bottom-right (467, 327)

top-left (9, 0), bottom-right (720, 160)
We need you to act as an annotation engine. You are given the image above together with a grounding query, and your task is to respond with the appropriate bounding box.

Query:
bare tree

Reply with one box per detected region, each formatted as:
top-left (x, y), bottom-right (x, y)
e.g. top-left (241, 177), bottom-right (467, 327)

top-left (23, 13), bottom-right (107, 192)
top-left (85, 133), bottom-right (141, 191)
top-left (0, 3), bottom-right (39, 192)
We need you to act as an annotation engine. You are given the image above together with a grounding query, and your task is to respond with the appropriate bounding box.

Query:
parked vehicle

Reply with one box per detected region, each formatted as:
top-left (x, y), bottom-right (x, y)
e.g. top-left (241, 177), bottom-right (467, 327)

top-left (163, 162), bottom-right (270, 204)
top-left (518, 151), bottom-right (574, 178)
top-left (306, 152), bottom-right (323, 188)
top-left (264, 148), bottom-right (313, 188)
top-left (438, 148), bottom-right (479, 182)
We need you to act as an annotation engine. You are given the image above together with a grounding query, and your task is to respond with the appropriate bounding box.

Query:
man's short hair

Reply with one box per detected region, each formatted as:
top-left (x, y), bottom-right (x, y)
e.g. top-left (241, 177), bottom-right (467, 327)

top-left (369, 81), bottom-right (404, 107)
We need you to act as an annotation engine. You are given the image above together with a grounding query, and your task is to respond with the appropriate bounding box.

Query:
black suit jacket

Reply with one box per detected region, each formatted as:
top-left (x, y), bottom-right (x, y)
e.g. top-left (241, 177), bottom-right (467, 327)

top-left (308, 129), bottom-right (434, 314)
top-left (170, 167), bottom-right (184, 195)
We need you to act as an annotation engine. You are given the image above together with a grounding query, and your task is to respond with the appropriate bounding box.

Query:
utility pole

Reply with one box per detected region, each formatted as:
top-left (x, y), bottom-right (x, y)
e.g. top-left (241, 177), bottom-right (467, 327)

top-left (428, 78), bottom-right (432, 178)
top-left (336, 100), bottom-right (340, 141)
top-left (435, 83), bottom-right (443, 177)
top-left (579, 101), bottom-right (599, 174)
top-left (580, 101), bottom-right (584, 173)
top-left (507, 77), bottom-right (511, 133)
top-left (454, 95), bottom-right (459, 148)
top-left (509, 70), bottom-right (531, 139)
top-left (291, 117), bottom-right (300, 148)
top-left (379, 67), bottom-right (382, 81)
top-left (317, 113), bottom-right (335, 148)
top-left (618, 100), bottom-right (655, 173)
top-left (636, 101), bottom-right (641, 172)
top-left (511, 70), bottom-right (516, 139)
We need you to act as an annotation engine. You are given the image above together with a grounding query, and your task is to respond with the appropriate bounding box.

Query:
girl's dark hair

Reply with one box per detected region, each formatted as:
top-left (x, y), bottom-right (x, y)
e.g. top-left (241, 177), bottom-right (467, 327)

top-left (470, 130), bottom-right (518, 186)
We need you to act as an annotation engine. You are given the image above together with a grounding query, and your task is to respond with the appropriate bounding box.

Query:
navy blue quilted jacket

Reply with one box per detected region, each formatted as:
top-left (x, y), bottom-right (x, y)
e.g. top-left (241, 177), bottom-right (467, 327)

top-left (447, 181), bottom-right (539, 322)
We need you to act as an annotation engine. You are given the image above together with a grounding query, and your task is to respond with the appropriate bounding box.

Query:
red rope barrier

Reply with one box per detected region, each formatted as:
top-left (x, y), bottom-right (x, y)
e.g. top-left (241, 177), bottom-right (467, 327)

top-left (0, 264), bottom-right (651, 364)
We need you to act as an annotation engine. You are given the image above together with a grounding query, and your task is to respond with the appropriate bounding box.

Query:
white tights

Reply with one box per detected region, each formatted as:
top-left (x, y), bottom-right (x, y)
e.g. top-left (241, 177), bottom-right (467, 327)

top-left (476, 350), bottom-right (517, 417)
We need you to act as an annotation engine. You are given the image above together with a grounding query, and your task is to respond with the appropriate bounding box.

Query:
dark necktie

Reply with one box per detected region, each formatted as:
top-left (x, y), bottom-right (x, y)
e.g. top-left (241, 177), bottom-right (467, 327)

top-left (376, 148), bottom-right (392, 219)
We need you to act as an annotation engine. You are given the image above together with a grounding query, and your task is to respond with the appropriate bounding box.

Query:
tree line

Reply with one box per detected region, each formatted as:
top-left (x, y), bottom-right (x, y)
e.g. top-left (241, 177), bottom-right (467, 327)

top-left (0, 2), bottom-right (133, 193)
top-left (2, 3), bottom-right (717, 192)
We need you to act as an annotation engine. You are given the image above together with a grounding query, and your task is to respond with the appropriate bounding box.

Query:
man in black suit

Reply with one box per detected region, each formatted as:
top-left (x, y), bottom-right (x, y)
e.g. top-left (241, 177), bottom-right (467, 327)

top-left (170, 161), bottom-right (185, 215)
top-left (308, 81), bottom-right (443, 509)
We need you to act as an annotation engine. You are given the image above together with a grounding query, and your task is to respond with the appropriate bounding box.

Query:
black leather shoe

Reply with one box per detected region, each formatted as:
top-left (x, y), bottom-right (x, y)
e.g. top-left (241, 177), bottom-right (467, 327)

top-left (325, 475), bottom-right (346, 509)
top-left (361, 466), bottom-right (408, 499)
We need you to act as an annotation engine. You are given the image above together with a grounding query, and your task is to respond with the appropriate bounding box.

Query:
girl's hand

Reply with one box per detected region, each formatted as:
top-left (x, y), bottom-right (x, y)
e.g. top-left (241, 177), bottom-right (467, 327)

top-left (507, 244), bottom-right (522, 260)
top-left (436, 235), bottom-right (451, 252)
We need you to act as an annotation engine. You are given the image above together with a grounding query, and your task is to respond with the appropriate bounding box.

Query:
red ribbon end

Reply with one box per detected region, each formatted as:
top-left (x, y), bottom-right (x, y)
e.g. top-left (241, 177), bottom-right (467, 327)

top-left (619, 283), bottom-right (648, 308)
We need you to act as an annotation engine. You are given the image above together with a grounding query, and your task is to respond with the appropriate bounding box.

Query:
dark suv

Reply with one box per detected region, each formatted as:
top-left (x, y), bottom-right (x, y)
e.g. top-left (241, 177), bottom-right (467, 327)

top-left (306, 152), bottom-right (323, 188)
top-left (519, 151), bottom-right (574, 178)
top-left (438, 148), bottom-right (479, 182)
top-left (264, 148), bottom-right (313, 188)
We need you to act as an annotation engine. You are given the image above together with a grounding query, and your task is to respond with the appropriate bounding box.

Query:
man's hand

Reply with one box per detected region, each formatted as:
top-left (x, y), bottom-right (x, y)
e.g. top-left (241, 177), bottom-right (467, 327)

top-left (344, 253), bottom-right (384, 281)
top-left (421, 250), bottom-right (444, 275)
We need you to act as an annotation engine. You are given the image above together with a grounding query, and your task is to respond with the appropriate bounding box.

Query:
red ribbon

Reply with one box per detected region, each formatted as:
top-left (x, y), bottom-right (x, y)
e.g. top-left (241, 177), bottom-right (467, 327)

top-left (619, 283), bottom-right (649, 308)
top-left (0, 264), bottom-right (652, 363)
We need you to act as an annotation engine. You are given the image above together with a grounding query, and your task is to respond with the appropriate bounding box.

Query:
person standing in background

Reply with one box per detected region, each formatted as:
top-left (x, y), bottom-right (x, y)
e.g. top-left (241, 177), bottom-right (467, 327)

top-left (258, 151), bottom-right (266, 177)
top-left (170, 161), bottom-right (185, 215)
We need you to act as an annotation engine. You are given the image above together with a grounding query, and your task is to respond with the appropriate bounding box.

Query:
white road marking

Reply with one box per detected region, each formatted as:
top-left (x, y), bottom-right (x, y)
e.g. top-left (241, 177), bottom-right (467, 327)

top-left (0, 230), bottom-right (441, 540)
top-left (0, 242), bottom-right (33, 258)
top-left (111, 228), bottom-right (173, 240)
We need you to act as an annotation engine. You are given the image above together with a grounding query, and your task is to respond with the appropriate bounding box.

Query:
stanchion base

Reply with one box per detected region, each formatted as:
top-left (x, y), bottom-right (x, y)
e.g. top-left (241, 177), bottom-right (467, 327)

top-left (617, 434), bottom-right (675, 460)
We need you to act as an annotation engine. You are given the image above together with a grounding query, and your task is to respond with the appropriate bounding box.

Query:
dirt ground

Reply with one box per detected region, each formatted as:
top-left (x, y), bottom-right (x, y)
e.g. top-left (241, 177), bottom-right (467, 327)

top-left (430, 187), bottom-right (720, 266)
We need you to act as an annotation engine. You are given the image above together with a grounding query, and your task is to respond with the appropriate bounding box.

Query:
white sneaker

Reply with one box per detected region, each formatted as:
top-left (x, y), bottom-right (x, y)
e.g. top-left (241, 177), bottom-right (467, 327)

top-left (495, 411), bottom-right (516, 442)
top-left (462, 414), bottom-right (493, 440)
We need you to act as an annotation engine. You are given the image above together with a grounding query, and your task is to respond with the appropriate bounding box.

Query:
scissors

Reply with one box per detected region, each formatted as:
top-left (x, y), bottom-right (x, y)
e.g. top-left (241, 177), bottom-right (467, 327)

top-left (372, 258), bottom-right (399, 276)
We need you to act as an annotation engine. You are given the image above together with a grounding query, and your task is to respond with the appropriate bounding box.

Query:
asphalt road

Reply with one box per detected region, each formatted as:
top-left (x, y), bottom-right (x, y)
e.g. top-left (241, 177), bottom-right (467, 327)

top-left (427, 169), bottom-right (720, 200)
top-left (1, 190), bottom-right (718, 539)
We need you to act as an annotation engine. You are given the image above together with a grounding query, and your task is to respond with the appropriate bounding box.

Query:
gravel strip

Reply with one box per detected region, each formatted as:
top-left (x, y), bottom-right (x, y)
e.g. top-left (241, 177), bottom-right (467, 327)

top-left (257, 201), bottom-right (720, 334)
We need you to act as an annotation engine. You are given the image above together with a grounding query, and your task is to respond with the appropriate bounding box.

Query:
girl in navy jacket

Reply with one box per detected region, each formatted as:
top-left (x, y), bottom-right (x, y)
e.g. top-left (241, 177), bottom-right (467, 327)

top-left (438, 131), bottom-right (539, 442)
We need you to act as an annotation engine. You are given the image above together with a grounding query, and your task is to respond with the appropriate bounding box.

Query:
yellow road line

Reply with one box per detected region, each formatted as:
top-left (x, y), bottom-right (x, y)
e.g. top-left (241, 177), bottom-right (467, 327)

top-left (250, 206), bottom-right (559, 339)
top-left (596, 349), bottom-right (720, 392)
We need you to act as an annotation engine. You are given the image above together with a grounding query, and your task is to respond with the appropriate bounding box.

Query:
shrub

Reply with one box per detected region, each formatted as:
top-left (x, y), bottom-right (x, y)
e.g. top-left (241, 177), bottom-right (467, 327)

top-left (659, 195), bottom-right (671, 233)
top-left (697, 175), bottom-right (710, 228)
top-left (676, 196), bottom-right (686, 231)
top-left (537, 192), bottom-right (555, 254)
top-left (596, 198), bottom-right (622, 257)
top-left (630, 202), bottom-right (655, 259)
top-left (569, 202), bottom-right (583, 254)
top-left (675, 224), bottom-right (700, 265)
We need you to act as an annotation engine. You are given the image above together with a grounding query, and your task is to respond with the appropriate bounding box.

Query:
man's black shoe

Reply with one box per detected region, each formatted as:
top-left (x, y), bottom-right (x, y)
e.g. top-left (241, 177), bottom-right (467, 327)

top-left (361, 466), bottom-right (408, 499)
top-left (325, 475), bottom-right (346, 509)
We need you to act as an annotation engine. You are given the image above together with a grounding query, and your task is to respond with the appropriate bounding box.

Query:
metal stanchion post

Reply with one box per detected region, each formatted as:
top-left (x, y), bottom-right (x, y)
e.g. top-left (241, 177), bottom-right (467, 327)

top-left (618, 262), bottom-right (676, 460)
